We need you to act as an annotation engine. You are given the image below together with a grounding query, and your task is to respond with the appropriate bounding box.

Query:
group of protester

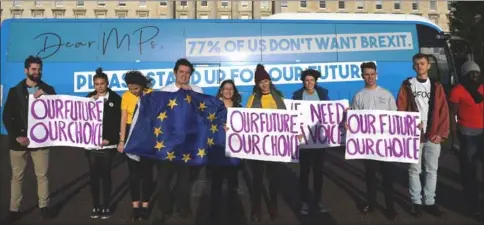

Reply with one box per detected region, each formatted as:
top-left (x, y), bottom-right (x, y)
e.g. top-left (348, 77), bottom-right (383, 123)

top-left (2, 54), bottom-right (483, 224)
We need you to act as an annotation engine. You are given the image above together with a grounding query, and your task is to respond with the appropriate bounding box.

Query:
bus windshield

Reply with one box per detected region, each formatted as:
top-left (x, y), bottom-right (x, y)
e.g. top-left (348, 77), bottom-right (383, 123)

top-left (421, 47), bottom-right (450, 85)
top-left (417, 24), bottom-right (455, 94)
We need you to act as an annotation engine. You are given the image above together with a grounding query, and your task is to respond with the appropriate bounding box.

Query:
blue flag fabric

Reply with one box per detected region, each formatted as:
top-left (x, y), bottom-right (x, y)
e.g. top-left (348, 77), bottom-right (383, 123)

top-left (124, 89), bottom-right (240, 166)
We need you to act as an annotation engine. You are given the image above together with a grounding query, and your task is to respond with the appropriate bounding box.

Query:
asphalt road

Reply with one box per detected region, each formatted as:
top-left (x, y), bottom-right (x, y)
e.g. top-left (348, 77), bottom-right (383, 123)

top-left (0, 135), bottom-right (481, 225)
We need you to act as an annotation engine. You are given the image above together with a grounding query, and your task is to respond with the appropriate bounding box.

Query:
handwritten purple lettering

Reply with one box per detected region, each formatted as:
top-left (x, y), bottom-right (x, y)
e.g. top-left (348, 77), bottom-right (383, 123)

top-left (346, 137), bottom-right (420, 160)
top-left (309, 102), bottom-right (346, 124)
top-left (349, 113), bottom-right (420, 136)
top-left (227, 109), bottom-right (300, 161)
top-left (31, 98), bottom-right (103, 122)
top-left (378, 114), bottom-right (420, 136)
top-left (30, 121), bottom-right (103, 145)
top-left (229, 110), bottom-right (298, 134)
top-left (29, 97), bottom-right (104, 147)
top-left (300, 124), bottom-right (344, 145)
top-left (228, 133), bottom-right (298, 158)
top-left (289, 102), bottom-right (301, 111)
top-left (347, 114), bottom-right (377, 134)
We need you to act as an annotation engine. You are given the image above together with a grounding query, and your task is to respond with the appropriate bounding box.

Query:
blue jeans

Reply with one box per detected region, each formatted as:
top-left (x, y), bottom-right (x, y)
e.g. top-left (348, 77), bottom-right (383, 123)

top-left (408, 140), bottom-right (441, 205)
top-left (457, 131), bottom-right (484, 210)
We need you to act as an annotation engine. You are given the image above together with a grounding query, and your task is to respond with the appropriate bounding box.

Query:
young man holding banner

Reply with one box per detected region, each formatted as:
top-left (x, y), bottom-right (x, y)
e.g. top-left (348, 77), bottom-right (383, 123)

top-left (3, 56), bottom-right (56, 222)
top-left (350, 62), bottom-right (398, 220)
top-left (291, 69), bottom-right (330, 215)
top-left (396, 53), bottom-right (449, 218)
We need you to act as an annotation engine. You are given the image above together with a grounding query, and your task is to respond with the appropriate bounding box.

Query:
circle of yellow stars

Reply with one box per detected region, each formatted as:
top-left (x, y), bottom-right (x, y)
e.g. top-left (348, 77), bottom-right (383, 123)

top-left (151, 93), bottom-right (221, 164)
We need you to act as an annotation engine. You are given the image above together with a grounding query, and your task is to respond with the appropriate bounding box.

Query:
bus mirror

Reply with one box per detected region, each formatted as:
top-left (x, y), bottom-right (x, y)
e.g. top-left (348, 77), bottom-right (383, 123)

top-left (436, 33), bottom-right (451, 40)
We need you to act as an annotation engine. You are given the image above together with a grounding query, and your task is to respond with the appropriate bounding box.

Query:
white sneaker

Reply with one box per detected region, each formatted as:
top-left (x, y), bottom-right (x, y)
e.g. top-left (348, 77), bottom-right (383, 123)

top-left (90, 208), bottom-right (100, 219)
top-left (300, 202), bottom-right (309, 215)
top-left (100, 208), bottom-right (112, 219)
top-left (318, 202), bottom-right (330, 213)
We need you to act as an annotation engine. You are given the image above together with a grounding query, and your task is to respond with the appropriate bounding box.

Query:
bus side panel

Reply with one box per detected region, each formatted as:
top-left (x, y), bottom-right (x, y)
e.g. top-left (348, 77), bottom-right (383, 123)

top-left (1, 19), bottom-right (420, 134)
top-left (259, 22), bottom-right (338, 63)
top-left (1, 20), bottom-right (13, 135)
top-left (7, 20), bottom-right (188, 63)
top-left (335, 23), bottom-right (419, 62)
top-left (253, 22), bottom-right (420, 102)
top-left (183, 22), bottom-right (264, 63)
top-left (334, 23), bottom-right (420, 99)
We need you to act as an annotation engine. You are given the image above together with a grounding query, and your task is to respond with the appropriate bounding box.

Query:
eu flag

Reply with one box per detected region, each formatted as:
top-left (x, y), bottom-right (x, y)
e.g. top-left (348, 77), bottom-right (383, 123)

top-left (124, 89), bottom-right (238, 166)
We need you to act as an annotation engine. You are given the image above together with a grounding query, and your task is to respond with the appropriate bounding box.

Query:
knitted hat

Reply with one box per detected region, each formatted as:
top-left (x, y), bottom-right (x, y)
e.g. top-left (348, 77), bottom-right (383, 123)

top-left (254, 64), bottom-right (271, 84)
top-left (461, 61), bottom-right (480, 76)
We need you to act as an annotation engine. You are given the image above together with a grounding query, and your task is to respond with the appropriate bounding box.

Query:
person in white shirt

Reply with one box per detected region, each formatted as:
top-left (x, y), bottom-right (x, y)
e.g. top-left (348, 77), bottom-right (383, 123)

top-left (397, 53), bottom-right (449, 218)
top-left (151, 58), bottom-right (203, 224)
top-left (160, 59), bottom-right (203, 94)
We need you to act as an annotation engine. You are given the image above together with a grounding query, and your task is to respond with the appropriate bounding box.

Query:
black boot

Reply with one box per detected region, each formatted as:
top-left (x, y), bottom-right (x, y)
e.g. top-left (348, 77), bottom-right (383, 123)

top-left (132, 208), bottom-right (140, 221)
top-left (361, 204), bottom-right (375, 214)
top-left (140, 207), bottom-right (150, 220)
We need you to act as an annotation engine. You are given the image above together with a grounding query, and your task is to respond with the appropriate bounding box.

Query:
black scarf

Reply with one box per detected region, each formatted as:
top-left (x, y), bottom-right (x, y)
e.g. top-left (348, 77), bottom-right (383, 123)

top-left (460, 76), bottom-right (483, 104)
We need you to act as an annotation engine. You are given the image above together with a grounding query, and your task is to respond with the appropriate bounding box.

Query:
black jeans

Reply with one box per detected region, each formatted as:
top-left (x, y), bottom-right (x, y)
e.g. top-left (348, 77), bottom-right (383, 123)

top-left (364, 160), bottom-right (395, 210)
top-left (457, 131), bottom-right (484, 211)
top-left (153, 161), bottom-right (201, 216)
top-left (124, 124), bottom-right (155, 203)
top-left (175, 165), bottom-right (202, 214)
top-left (86, 149), bottom-right (115, 208)
top-left (249, 160), bottom-right (280, 215)
top-left (127, 155), bottom-right (154, 203)
top-left (211, 166), bottom-right (239, 213)
top-left (299, 149), bottom-right (326, 204)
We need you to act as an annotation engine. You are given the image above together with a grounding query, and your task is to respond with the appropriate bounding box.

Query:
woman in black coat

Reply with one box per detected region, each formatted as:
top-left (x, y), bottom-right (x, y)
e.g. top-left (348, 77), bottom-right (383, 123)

top-left (84, 68), bottom-right (122, 220)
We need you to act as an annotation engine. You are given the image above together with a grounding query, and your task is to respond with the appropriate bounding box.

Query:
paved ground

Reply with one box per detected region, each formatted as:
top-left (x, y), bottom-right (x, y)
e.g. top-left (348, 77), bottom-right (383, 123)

top-left (0, 135), bottom-right (482, 225)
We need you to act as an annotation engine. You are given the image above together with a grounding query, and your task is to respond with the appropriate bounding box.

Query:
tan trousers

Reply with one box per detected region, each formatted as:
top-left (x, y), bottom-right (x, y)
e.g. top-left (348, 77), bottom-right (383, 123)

top-left (10, 149), bottom-right (50, 211)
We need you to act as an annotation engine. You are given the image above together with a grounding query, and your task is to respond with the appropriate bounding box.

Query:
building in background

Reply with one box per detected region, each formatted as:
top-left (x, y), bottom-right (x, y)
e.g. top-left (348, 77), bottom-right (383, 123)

top-left (1, 0), bottom-right (450, 31)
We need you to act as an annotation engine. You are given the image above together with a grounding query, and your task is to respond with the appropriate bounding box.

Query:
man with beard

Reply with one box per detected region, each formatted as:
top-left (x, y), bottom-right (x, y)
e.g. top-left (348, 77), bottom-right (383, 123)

top-left (3, 55), bottom-right (56, 223)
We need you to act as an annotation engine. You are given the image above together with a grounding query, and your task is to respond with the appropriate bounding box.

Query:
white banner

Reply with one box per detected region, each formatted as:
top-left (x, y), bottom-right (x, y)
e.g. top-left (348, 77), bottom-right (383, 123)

top-left (284, 99), bottom-right (349, 149)
top-left (344, 110), bottom-right (422, 164)
top-left (27, 94), bottom-right (104, 149)
top-left (225, 107), bottom-right (300, 162)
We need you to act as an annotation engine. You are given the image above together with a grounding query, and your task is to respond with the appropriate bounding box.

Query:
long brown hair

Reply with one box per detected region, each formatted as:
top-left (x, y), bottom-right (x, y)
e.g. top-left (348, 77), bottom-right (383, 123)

top-left (217, 79), bottom-right (241, 106)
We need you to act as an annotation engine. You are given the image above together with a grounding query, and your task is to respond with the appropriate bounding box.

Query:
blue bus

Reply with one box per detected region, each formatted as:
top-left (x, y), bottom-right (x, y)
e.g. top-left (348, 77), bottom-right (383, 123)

top-left (0, 13), bottom-right (472, 134)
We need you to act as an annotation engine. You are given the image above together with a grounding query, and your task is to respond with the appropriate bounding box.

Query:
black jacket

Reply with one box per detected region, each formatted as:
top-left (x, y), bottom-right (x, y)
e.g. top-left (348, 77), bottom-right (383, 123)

top-left (3, 79), bottom-right (56, 151)
top-left (86, 88), bottom-right (122, 146)
top-left (292, 85), bottom-right (330, 100)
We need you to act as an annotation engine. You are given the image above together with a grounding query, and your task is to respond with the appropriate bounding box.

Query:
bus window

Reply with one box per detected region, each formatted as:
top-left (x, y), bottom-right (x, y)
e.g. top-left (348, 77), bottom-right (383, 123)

top-left (416, 24), bottom-right (454, 93)
top-left (448, 37), bottom-right (474, 81)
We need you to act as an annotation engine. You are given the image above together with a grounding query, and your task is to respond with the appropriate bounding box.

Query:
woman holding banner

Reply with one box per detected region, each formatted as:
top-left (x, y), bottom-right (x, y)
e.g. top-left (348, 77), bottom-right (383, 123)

top-left (117, 71), bottom-right (154, 221)
top-left (210, 79), bottom-right (243, 219)
top-left (291, 69), bottom-right (330, 215)
top-left (85, 68), bottom-right (122, 220)
top-left (245, 64), bottom-right (286, 222)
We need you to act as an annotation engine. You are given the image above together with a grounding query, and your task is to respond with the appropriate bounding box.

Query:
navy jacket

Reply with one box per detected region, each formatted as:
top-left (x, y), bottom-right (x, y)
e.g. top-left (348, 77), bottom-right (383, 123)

top-left (86, 88), bottom-right (122, 146)
top-left (3, 79), bottom-right (56, 151)
top-left (291, 85), bottom-right (330, 100)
